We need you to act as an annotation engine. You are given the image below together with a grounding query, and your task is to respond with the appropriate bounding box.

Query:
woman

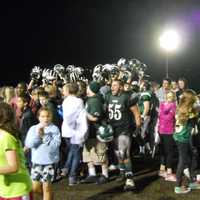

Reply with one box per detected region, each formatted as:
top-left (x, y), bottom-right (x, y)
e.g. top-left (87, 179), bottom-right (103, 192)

top-left (158, 91), bottom-right (176, 181)
top-left (0, 102), bottom-right (32, 200)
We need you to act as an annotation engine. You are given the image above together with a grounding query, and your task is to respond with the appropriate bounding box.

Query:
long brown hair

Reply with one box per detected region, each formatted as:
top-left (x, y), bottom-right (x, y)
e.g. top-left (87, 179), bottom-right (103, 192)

top-left (176, 89), bottom-right (197, 124)
top-left (0, 102), bottom-right (20, 139)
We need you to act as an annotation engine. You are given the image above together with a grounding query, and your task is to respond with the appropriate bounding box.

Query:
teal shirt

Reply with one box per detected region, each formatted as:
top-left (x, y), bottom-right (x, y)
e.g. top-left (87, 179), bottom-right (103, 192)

top-left (173, 123), bottom-right (192, 143)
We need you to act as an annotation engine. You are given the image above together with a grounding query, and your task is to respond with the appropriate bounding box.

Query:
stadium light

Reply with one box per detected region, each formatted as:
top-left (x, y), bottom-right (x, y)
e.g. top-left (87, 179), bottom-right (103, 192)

top-left (159, 30), bottom-right (180, 78)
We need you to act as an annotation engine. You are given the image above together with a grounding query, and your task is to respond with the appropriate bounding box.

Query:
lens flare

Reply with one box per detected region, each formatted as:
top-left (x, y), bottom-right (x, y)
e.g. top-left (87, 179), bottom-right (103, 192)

top-left (159, 30), bottom-right (180, 51)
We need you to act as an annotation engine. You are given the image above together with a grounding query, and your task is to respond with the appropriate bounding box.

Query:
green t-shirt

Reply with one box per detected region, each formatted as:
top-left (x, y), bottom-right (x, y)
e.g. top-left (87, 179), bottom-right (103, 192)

top-left (86, 95), bottom-right (104, 138)
top-left (86, 95), bottom-right (104, 118)
top-left (0, 129), bottom-right (32, 198)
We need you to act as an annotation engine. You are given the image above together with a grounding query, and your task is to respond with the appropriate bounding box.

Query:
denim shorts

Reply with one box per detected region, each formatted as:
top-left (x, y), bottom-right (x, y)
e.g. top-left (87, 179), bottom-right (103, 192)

top-left (31, 163), bottom-right (55, 183)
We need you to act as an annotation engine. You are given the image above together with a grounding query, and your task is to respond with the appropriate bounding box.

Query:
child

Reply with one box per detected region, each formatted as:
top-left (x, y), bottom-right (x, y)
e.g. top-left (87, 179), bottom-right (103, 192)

top-left (82, 81), bottom-right (109, 185)
top-left (16, 93), bottom-right (37, 145)
top-left (61, 83), bottom-right (88, 185)
top-left (173, 89), bottom-right (200, 194)
top-left (38, 91), bottom-right (60, 128)
top-left (25, 107), bottom-right (61, 200)
top-left (16, 93), bottom-right (37, 170)
top-left (0, 102), bottom-right (33, 199)
top-left (158, 91), bottom-right (176, 181)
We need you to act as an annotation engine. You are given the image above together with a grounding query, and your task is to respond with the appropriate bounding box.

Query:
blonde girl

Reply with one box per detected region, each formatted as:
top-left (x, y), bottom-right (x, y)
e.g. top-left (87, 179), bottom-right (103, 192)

top-left (173, 89), bottom-right (200, 194)
top-left (158, 91), bottom-right (176, 181)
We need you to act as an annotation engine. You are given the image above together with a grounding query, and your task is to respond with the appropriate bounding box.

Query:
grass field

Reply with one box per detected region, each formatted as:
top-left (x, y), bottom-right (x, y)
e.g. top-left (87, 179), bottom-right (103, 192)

top-left (35, 156), bottom-right (200, 200)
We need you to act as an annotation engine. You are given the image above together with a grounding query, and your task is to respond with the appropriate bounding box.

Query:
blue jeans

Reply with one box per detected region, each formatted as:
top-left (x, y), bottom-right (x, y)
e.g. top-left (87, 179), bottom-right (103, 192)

top-left (64, 143), bottom-right (82, 178)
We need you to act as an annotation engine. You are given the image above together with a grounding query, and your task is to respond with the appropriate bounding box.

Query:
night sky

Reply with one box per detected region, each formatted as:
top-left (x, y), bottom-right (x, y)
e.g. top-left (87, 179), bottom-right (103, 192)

top-left (1, 0), bottom-right (200, 91)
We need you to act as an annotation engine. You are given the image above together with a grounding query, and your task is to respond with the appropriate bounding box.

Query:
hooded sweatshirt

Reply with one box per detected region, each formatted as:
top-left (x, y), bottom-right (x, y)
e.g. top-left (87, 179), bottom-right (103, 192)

top-left (158, 101), bottom-right (176, 134)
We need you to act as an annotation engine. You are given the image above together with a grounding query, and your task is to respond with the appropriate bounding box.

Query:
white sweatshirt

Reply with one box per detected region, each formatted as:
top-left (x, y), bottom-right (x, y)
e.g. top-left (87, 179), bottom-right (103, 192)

top-left (61, 95), bottom-right (88, 145)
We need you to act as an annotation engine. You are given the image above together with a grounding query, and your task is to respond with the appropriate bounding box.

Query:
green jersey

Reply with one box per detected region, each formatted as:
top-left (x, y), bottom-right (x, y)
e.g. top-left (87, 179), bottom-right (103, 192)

top-left (105, 91), bottom-right (138, 136)
top-left (0, 129), bottom-right (32, 198)
top-left (138, 91), bottom-right (152, 115)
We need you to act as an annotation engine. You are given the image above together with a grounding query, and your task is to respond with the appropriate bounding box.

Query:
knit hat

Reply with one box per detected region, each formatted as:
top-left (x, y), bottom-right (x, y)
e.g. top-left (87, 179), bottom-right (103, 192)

top-left (89, 81), bottom-right (100, 94)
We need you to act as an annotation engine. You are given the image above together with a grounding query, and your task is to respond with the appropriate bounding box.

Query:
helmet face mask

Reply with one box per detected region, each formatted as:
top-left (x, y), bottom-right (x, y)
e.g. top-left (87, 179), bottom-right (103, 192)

top-left (96, 123), bottom-right (114, 143)
top-left (101, 70), bottom-right (110, 80)
top-left (92, 64), bottom-right (103, 81)
top-left (128, 59), bottom-right (141, 70)
top-left (110, 68), bottom-right (119, 78)
top-left (117, 57), bottom-right (126, 67)
top-left (30, 66), bottom-right (42, 81)
top-left (29, 57), bottom-right (149, 87)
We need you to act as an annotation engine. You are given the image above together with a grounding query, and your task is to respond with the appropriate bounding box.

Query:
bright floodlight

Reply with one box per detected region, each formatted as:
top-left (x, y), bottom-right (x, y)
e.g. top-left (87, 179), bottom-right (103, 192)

top-left (159, 30), bottom-right (180, 51)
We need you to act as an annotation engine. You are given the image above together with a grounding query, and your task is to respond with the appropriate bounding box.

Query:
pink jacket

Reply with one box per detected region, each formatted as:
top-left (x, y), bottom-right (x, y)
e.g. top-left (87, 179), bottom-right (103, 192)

top-left (158, 102), bottom-right (176, 134)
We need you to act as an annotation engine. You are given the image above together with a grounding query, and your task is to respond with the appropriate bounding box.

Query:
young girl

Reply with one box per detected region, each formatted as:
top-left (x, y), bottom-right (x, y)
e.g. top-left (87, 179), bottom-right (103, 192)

top-left (25, 107), bottom-right (61, 200)
top-left (158, 91), bottom-right (176, 181)
top-left (173, 89), bottom-right (200, 194)
top-left (0, 102), bottom-right (33, 200)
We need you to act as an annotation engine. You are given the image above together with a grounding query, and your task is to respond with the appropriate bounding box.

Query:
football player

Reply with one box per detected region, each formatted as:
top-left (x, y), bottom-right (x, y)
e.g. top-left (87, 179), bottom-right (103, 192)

top-left (105, 79), bottom-right (141, 191)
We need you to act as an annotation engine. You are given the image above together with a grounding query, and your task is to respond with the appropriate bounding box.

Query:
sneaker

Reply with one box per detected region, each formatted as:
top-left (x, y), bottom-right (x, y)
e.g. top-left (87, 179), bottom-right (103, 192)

top-left (108, 165), bottom-right (117, 171)
top-left (96, 175), bottom-right (109, 185)
top-left (68, 176), bottom-right (78, 186)
top-left (60, 168), bottom-right (68, 177)
top-left (174, 186), bottom-right (191, 194)
top-left (80, 175), bottom-right (97, 184)
top-left (165, 174), bottom-right (176, 182)
top-left (183, 168), bottom-right (190, 178)
top-left (189, 182), bottom-right (200, 190)
top-left (124, 178), bottom-right (136, 191)
top-left (158, 170), bottom-right (167, 178)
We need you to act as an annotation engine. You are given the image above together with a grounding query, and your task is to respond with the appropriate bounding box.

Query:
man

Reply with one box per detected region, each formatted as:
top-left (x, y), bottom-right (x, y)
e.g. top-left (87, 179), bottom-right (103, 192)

top-left (105, 79), bottom-right (141, 190)
top-left (155, 78), bottom-right (171, 103)
top-left (176, 77), bottom-right (188, 103)
top-left (137, 80), bottom-right (152, 155)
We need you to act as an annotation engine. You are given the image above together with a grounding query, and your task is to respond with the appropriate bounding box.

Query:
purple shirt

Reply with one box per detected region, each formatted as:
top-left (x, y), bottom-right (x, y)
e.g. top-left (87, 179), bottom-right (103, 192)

top-left (158, 102), bottom-right (176, 134)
